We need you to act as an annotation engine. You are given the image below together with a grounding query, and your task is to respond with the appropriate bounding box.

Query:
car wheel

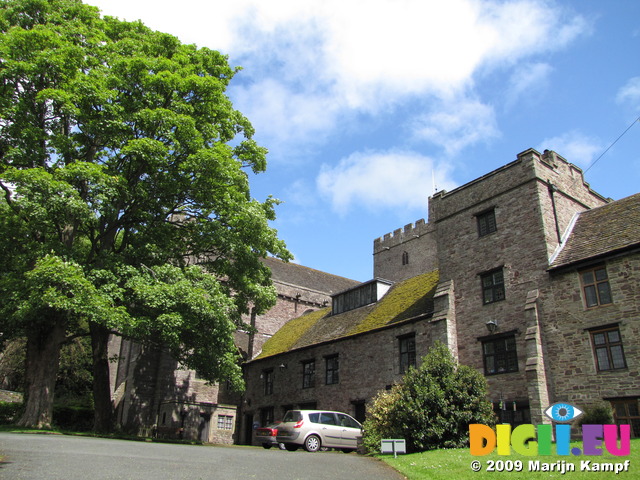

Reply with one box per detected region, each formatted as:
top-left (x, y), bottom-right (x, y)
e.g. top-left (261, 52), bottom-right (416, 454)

top-left (304, 435), bottom-right (321, 452)
top-left (262, 444), bottom-right (272, 449)
top-left (285, 444), bottom-right (299, 452)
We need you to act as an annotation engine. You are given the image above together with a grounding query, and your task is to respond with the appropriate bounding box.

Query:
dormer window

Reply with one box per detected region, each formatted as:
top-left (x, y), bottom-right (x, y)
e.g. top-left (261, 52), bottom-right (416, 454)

top-left (331, 279), bottom-right (393, 315)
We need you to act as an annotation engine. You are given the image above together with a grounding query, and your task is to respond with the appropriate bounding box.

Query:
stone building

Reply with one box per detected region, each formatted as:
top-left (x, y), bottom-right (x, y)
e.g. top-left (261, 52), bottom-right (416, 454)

top-left (545, 192), bottom-right (640, 434)
top-left (108, 258), bottom-right (359, 443)
top-left (242, 148), bottom-right (640, 444)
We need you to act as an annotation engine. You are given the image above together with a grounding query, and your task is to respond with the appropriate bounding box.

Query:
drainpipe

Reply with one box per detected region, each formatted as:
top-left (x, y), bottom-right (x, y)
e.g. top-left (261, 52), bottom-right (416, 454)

top-left (547, 181), bottom-right (562, 244)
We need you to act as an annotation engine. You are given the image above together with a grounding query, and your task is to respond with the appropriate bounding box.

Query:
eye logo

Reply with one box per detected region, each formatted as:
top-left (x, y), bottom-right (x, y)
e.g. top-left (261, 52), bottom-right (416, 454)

top-left (544, 403), bottom-right (583, 423)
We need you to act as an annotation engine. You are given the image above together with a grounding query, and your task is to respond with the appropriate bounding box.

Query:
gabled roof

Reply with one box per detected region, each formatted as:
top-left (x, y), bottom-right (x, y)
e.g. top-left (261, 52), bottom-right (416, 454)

top-left (549, 192), bottom-right (640, 271)
top-left (262, 256), bottom-right (361, 295)
top-left (254, 270), bottom-right (439, 360)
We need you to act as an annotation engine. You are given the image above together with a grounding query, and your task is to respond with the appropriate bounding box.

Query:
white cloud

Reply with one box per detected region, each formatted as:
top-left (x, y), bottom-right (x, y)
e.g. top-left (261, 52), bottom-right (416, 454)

top-left (538, 131), bottom-right (603, 168)
top-left (316, 150), bottom-right (457, 214)
top-left (478, 1), bottom-right (589, 62)
top-left (410, 98), bottom-right (500, 155)
top-left (88, 0), bottom-right (590, 162)
top-left (224, 0), bottom-right (588, 158)
top-left (231, 79), bottom-right (340, 160)
top-left (504, 62), bottom-right (553, 109)
top-left (616, 77), bottom-right (640, 111)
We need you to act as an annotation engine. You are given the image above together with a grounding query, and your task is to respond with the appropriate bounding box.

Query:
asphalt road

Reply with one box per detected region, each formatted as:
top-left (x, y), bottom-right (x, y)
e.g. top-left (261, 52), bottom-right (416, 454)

top-left (0, 432), bottom-right (405, 480)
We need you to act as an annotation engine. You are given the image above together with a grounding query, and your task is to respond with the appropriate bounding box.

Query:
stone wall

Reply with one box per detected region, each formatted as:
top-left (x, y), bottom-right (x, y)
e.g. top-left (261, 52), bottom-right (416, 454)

top-left (243, 312), bottom-right (452, 445)
top-left (368, 149), bottom-right (611, 420)
top-left (543, 252), bottom-right (640, 409)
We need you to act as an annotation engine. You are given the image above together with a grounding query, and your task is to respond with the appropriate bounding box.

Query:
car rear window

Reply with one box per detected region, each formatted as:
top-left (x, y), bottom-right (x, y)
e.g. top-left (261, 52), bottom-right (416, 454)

top-left (282, 411), bottom-right (302, 423)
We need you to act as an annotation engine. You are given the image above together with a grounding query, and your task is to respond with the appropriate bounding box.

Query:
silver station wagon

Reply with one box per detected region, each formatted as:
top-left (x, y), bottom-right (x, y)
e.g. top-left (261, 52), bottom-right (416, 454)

top-left (276, 410), bottom-right (363, 452)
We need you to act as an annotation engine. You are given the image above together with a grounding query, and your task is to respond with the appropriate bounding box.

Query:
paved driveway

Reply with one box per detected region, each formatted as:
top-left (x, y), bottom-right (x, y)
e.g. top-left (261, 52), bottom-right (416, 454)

top-left (0, 433), bottom-right (405, 480)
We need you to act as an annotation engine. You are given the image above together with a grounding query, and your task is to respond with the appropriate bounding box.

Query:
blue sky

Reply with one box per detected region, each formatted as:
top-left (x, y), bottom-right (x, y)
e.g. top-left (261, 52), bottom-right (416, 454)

top-left (88, 0), bottom-right (640, 282)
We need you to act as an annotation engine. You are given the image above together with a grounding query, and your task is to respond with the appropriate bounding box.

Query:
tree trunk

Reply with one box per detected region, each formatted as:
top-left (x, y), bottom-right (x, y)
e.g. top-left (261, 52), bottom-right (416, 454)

top-left (90, 322), bottom-right (113, 433)
top-left (17, 319), bottom-right (65, 429)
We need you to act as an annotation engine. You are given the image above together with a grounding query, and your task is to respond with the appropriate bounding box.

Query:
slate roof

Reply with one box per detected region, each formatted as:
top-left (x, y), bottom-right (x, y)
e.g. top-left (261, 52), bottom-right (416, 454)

top-left (262, 256), bottom-right (361, 295)
top-left (549, 192), bottom-right (640, 271)
top-left (254, 270), bottom-right (439, 360)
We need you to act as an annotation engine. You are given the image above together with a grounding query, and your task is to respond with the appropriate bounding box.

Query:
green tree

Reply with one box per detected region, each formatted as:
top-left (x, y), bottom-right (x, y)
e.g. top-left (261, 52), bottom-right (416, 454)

top-left (0, 0), bottom-right (290, 430)
top-left (363, 342), bottom-right (495, 453)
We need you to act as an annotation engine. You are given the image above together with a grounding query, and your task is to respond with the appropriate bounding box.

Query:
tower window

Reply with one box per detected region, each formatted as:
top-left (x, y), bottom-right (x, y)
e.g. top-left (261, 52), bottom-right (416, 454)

top-left (477, 209), bottom-right (497, 237)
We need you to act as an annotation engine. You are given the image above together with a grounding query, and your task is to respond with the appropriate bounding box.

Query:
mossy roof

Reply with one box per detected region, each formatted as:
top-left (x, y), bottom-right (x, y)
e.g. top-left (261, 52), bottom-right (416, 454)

top-left (255, 270), bottom-right (439, 360)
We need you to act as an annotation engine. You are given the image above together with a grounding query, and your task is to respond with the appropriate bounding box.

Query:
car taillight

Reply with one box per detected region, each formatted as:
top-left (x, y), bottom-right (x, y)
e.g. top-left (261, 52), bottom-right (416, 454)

top-left (293, 420), bottom-right (304, 429)
top-left (270, 429), bottom-right (277, 436)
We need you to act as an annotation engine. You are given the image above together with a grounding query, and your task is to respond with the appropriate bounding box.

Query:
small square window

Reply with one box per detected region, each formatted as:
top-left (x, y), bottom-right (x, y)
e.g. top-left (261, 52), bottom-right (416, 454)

top-left (482, 335), bottom-right (518, 375)
top-left (590, 326), bottom-right (626, 371)
top-left (477, 209), bottom-right (497, 237)
top-left (580, 266), bottom-right (612, 308)
top-left (481, 268), bottom-right (505, 304)
top-left (217, 415), bottom-right (234, 430)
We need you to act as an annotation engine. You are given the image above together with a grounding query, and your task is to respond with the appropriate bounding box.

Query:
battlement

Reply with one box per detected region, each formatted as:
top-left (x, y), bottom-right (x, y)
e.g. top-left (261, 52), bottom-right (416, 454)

top-left (374, 218), bottom-right (433, 253)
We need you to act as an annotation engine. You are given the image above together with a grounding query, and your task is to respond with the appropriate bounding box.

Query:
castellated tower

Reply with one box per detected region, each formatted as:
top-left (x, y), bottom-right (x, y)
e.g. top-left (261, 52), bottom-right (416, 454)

top-left (373, 218), bottom-right (438, 282)
top-left (374, 148), bottom-right (608, 285)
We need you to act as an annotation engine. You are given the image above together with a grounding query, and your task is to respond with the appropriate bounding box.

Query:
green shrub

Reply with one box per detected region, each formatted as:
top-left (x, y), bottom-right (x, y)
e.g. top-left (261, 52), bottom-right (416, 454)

top-left (363, 342), bottom-right (495, 453)
top-left (53, 405), bottom-right (94, 431)
top-left (0, 402), bottom-right (22, 424)
top-left (362, 385), bottom-right (404, 453)
top-left (578, 403), bottom-right (614, 426)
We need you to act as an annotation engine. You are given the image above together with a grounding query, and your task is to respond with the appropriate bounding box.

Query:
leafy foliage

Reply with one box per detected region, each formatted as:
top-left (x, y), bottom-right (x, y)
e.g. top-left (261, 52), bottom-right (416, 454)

top-left (0, 402), bottom-right (22, 424)
top-left (0, 0), bottom-right (290, 426)
top-left (363, 342), bottom-right (495, 453)
top-left (578, 403), bottom-right (614, 426)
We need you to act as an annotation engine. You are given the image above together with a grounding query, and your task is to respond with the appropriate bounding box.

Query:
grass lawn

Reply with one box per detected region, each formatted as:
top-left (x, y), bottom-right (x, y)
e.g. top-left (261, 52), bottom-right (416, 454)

top-left (377, 438), bottom-right (640, 480)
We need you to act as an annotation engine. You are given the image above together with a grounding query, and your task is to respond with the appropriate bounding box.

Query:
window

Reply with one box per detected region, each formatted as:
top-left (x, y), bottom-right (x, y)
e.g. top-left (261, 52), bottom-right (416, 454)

top-left (611, 399), bottom-right (640, 438)
top-left (591, 326), bottom-right (626, 371)
top-left (581, 265), bottom-right (612, 308)
top-left (399, 334), bottom-right (416, 373)
top-left (337, 413), bottom-right (361, 428)
top-left (263, 369), bottom-right (273, 395)
top-left (402, 251), bottom-right (409, 265)
top-left (332, 281), bottom-right (388, 315)
top-left (302, 360), bottom-right (315, 388)
top-left (319, 412), bottom-right (338, 425)
top-left (483, 335), bottom-right (518, 375)
top-left (217, 415), bottom-right (233, 430)
top-left (477, 209), bottom-right (497, 237)
top-left (481, 268), bottom-right (505, 304)
top-left (325, 355), bottom-right (339, 385)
